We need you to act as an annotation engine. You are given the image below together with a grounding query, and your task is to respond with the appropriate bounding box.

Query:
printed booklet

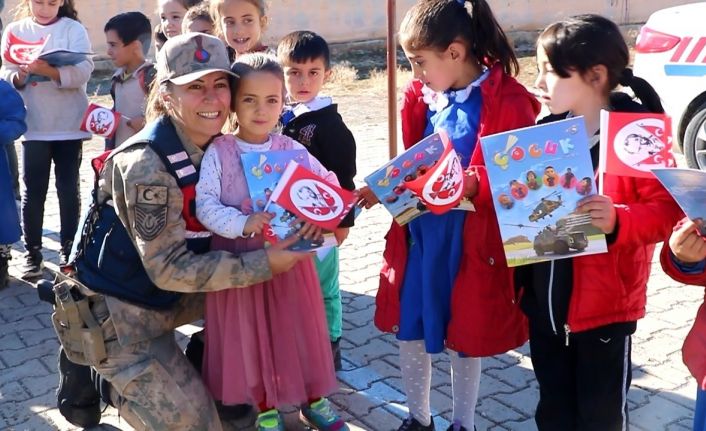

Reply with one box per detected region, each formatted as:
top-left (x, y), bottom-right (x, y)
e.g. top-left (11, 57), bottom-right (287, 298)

top-left (364, 130), bottom-right (474, 225)
top-left (480, 116), bottom-right (607, 267)
top-left (652, 168), bottom-right (706, 235)
top-left (241, 150), bottom-right (338, 251)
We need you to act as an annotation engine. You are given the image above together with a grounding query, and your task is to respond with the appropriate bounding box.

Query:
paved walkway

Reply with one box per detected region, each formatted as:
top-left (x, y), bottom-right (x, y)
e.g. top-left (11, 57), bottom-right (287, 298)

top-left (0, 91), bottom-right (702, 431)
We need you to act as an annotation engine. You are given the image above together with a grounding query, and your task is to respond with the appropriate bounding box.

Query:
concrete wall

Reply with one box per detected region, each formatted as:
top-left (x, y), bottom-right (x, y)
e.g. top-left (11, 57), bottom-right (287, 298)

top-left (0, 0), bottom-right (694, 59)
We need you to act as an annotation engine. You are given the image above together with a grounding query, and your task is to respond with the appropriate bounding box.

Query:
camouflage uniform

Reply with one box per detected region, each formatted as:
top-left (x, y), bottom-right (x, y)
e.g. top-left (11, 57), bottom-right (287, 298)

top-left (84, 118), bottom-right (274, 430)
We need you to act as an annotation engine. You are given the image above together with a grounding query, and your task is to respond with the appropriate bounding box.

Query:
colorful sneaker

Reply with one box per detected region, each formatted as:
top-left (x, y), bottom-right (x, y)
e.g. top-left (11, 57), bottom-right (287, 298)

top-left (300, 398), bottom-right (349, 430)
top-left (256, 409), bottom-right (285, 431)
top-left (397, 417), bottom-right (435, 431)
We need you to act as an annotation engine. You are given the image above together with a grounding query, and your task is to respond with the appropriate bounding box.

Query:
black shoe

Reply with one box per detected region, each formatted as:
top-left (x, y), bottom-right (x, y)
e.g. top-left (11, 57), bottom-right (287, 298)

top-left (20, 247), bottom-right (43, 280)
top-left (58, 241), bottom-right (73, 274)
top-left (0, 247), bottom-right (10, 289)
top-left (397, 417), bottom-right (435, 431)
top-left (444, 422), bottom-right (470, 431)
top-left (331, 338), bottom-right (342, 371)
top-left (216, 401), bottom-right (252, 420)
top-left (57, 346), bottom-right (101, 428)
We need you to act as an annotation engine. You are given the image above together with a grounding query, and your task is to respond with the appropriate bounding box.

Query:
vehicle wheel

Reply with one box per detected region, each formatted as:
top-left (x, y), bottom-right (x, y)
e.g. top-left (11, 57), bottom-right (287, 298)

top-left (684, 103), bottom-right (706, 170)
top-left (553, 240), bottom-right (569, 255)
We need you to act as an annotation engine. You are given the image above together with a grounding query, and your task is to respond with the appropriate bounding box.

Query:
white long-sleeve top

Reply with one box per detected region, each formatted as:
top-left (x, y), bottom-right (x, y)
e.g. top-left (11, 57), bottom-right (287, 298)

top-left (0, 17), bottom-right (93, 141)
top-left (196, 134), bottom-right (339, 239)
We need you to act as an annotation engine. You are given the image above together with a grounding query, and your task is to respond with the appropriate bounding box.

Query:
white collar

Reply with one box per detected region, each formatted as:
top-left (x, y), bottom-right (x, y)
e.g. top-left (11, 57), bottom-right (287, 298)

top-left (285, 96), bottom-right (333, 119)
top-left (236, 136), bottom-right (273, 152)
top-left (422, 68), bottom-right (490, 112)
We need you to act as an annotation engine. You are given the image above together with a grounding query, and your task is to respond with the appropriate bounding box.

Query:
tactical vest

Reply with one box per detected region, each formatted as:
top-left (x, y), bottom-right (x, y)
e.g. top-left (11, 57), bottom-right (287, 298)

top-left (74, 117), bottom-right (211, 309)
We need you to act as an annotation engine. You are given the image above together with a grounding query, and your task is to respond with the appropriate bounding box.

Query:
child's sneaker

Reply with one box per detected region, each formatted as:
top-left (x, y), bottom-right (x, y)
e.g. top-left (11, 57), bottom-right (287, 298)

top-left (256, 409), bottom-right (285, 431)
top-left (397, 417), bottom-right (435, 431)
top-left (445, 420), bottom-right (472, 431)
top-left (299, 398), bottom-right (349, 430)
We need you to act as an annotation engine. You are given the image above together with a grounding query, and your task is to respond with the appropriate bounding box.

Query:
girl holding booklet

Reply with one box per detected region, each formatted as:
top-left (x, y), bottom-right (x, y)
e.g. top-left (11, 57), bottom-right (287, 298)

top-left (0, 0), bottom-right (93, 278)
top-left (194, 53), bottom-right (348, 431)
top-left (515, 14), bottom-right (683, 430)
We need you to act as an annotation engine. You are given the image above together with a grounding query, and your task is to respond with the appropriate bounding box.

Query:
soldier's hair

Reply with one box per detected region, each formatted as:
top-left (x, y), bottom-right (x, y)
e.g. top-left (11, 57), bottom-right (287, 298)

top-left (105, 12), bottom-right (153, 56)
top-left (145, 81), bottom-right (172, 122)
top-left (15, 0), bottom-right (80, 22)
top-left (277, 31), bottom-right (331, 70)
top-left (182, 3), bottom-right (214, 34)
top-left (210, 0), bottom-right (268, 40)
top-left (539, 15), bottom-right (663, 113)
top-left (399, 0), bottom-right (518, 76)
top-left (230, 52), bottom-right (283, 111)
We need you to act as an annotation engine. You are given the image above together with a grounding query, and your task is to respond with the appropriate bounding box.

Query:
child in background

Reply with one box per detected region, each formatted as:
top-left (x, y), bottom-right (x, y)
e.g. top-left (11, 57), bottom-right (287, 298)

top-left (158, 0), bottom-right (201, 39)
top-left (210, 0), bottom-right (268, 61)
top-left (196, 53), bottom-right (348, 431)
top-left (0, 79), bottom-right (27, 288)
top-left (662, 219), bottom-right (706, 431)
top-left (277, 30), bottom-right (357, 371)
top-left (0, 0), bottom-right (93, 278)
top-left (153, 23), bottom-right (167, 52)
top-left (182, 3), bottom-right (214, 35)
top-left (515, 15), bottom-right (683, 430)
top-left (104, 11), bottom-right (154, 149)
top-left (366, 1), bottom-right (540, 430)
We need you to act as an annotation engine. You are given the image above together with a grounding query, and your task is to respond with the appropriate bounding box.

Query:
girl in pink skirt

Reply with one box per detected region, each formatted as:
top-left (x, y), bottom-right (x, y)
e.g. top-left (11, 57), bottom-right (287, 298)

top-left (195, 52), bottom-right (349, 431)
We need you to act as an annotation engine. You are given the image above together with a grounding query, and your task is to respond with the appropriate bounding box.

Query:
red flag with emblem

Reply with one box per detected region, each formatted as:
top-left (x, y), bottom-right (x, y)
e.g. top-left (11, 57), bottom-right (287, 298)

top-left (403, 130), bottom-right (464, 215)
top-left (599, 110), bottom-right (677, 179)
top-left (269, 161), bottom-right (356, 231)
top-left (3, 32), bottom-right (50, 65)
top-left (80, 103), bottom-right (121, 138)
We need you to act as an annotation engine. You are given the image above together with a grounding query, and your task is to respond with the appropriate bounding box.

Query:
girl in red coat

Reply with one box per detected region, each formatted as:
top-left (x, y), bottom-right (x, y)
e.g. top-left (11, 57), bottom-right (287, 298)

top-left (515, 15), bottom-right (683, 430)
top-left (661, 219), bottom-right (706, 431)
top-left (360, 1), bottom-right (539, 429)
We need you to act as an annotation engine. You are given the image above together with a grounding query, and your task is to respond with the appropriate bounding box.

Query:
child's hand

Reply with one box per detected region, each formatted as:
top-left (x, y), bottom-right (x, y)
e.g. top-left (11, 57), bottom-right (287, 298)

top-left (243, 212), bottom-right (273, 236)
top-left (14, 67), bottom-right (29, 87)
top-left (669, 219), bottom-right (706, 264)
top-left (463, 167), bottom-right (480, 199)
top-left (240, 198), bottom-right (254, 215)
top-left (265, 235), bottom-right (310, 275)
top-left (291, 219), bottom-right (323, 242)
top-left (356, 186), bottom-right (379, 209)
top-left (334, 227), bottom-right (350, 245)
top-left (126, 115), bottom-right (146, 132)
top-left (26, 59), bottom-right (58, 80)
top-left (576, 194), bottom-right (617, 234)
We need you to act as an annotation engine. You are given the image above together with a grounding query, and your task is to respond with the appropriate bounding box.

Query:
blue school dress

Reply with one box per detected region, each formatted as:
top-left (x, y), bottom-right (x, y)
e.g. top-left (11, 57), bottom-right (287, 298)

top-left (397, 72), bottom-right (487, 353)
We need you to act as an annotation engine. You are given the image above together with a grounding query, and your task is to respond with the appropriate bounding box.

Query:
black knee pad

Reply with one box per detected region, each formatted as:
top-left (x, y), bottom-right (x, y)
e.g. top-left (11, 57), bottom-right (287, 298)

top-left (57, 347), bottom-right (101, 428)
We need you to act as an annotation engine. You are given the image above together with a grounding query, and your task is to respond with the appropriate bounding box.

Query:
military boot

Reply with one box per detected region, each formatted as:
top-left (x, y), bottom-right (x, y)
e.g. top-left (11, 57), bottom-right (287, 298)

top-left (56, 346), bottom-right (101, 428)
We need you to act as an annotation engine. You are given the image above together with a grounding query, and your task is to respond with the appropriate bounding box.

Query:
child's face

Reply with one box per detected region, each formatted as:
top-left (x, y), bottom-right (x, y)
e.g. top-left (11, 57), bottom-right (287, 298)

top-left (165, 72), bottom-right (232, 146)
top-left (183, 17), bottom-right (213, 35)
top-left (159, 0), bottom-right (188, 39)
top-left (234, 71), bottom-right (284, 144)
top-left (283, 57), bottom-right (330, 103)
top-left (402, 45), bottom-right (459, 93)
top-left (219, 0), bottom-right (266, 56)
top-left (534, 45), bottom-right (596, 116)
top-left (105, 30), bottom-right (138, 69)
top-left (29, 0), bottom-right (64, 25)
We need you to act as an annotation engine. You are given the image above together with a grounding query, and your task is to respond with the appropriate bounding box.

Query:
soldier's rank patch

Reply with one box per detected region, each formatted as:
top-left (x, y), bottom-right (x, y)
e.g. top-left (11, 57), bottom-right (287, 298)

top-left (134, 185), bottom-right (168, 241)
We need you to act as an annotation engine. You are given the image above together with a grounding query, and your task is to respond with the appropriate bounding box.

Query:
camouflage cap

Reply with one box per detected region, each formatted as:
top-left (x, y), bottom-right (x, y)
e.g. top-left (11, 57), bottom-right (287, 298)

top-left (157, 33), bottom-right (237, 85)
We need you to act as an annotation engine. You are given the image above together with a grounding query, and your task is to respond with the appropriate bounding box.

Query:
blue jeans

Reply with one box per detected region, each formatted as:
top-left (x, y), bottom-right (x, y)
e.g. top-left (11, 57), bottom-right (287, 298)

top-left (21, 140), bottom-right (82, 249)
top-left (695, 388), bottom-right (706, 431)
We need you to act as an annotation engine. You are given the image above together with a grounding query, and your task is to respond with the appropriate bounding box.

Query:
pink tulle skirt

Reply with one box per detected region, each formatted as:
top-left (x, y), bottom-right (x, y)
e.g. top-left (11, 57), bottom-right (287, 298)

top-left (202, 235), bottom-right (337, 407)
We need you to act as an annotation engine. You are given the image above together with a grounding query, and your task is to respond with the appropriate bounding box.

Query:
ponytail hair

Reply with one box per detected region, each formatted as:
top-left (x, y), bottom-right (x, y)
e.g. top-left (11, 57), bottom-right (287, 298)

top-left (539, 14), bottom-right (663, 113)
top-left (14, 0), bottom-right (80, 22)
top-left (399, 0), bottom-right (519, 76)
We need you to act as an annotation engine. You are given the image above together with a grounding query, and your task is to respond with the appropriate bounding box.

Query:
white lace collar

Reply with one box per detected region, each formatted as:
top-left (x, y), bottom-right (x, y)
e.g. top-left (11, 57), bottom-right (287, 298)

top-left (422, 68), bottom-right (490, 112)
top-left (286, 96), bottom-right (333, 119)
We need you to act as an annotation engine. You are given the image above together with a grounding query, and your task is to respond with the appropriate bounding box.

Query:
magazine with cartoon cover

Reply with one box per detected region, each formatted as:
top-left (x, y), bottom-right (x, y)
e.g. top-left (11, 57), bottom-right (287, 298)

top-left (652, 168), bottom-right (706, 235)
top-left (241, 150), bottom-right (337, 251)
top-left (364, 131), bottom-right (475, 226)
top-left (480, 116), bottom-right (607, 267)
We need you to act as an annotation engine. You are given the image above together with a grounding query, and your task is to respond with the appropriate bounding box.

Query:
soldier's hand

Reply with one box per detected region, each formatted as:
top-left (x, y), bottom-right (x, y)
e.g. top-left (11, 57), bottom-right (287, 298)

top-left (290, 219), bottom-right (323, 242)
top-left (669, 219), bottom-right (706, 264)
top-left (265, 235), bottom-right (309, 275)
top-left (243, 212), bottom-right (274, 236)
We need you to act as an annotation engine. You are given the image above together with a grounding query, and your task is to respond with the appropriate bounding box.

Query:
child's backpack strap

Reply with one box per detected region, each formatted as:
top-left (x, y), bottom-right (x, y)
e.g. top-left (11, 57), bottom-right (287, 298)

top-left (139, 64), bottom-right (157, 95)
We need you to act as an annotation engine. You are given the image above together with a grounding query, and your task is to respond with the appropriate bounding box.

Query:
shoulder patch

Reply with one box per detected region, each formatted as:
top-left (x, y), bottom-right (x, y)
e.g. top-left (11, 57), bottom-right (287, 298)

top-left (134, 185), bottom-right (168, 241)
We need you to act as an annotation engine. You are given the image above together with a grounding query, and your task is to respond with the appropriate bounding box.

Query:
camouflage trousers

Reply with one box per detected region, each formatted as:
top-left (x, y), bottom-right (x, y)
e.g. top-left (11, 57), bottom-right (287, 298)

top-left (94, 315), bottom-right (221, 430)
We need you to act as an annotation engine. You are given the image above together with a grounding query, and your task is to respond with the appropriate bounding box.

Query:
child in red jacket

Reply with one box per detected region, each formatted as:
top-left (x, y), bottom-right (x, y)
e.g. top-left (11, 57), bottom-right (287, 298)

top-left (360, 1), bottom-right (540, 430)
top-left (661, 218), bottom-right (706, 431)
top-left (515, 15), bottom-right (683, 431)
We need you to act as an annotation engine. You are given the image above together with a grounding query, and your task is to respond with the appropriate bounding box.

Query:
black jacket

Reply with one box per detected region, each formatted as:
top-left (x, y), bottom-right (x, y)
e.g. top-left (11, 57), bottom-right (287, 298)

top-left (282, 104), bottom-right (357, 227)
